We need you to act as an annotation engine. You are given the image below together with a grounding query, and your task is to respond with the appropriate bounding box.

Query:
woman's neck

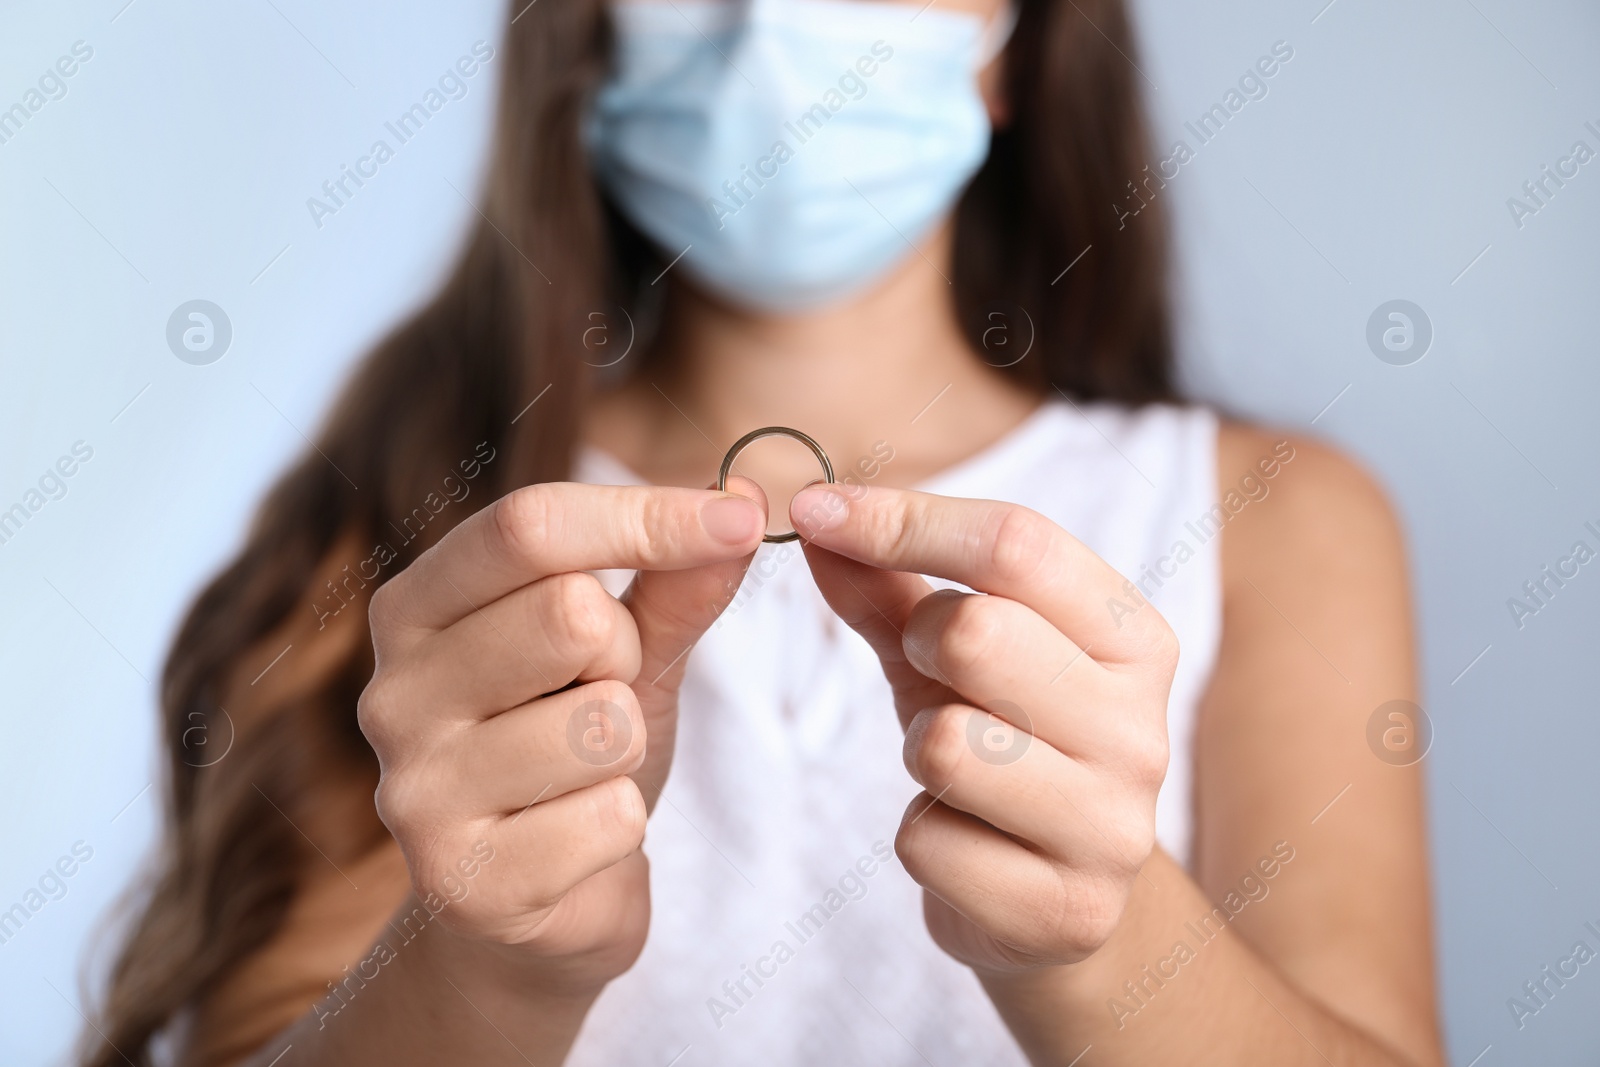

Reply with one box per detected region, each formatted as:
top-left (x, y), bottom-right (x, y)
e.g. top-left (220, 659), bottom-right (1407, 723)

top-left (583, 223), bottom-right (1039, 505)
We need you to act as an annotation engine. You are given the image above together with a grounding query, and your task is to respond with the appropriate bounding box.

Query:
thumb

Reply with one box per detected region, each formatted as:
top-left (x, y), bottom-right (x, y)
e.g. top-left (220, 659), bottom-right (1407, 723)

top-left (621, 476), bottom-right (767, 810)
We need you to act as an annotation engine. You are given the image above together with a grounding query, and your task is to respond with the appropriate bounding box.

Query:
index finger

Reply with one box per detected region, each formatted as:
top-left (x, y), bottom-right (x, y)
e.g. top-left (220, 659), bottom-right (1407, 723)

top-left (790, 483), bottom-right (1168, 663)
top-left (379, 482), bottom-right (766, 637)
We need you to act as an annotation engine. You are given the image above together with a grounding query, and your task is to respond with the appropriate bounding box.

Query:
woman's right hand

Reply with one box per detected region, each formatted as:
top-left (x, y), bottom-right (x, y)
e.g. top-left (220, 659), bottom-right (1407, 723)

top-left (358, 480), bottom-right (766, 995)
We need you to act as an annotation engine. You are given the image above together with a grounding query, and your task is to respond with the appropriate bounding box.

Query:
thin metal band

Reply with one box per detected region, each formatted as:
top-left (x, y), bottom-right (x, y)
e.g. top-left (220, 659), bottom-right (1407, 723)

top-left (716, 426), bottom-right (835, 544)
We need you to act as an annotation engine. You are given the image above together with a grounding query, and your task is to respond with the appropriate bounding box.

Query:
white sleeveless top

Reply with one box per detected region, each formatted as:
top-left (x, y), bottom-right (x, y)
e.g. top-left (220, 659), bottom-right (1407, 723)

top-left (568, 400), bottom-right (1221, 1066)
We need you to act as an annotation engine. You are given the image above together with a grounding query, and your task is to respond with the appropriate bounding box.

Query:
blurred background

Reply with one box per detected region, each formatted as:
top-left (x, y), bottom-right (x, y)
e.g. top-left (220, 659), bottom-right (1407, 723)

top-left (1, 0), bottom-right (1597, 1063)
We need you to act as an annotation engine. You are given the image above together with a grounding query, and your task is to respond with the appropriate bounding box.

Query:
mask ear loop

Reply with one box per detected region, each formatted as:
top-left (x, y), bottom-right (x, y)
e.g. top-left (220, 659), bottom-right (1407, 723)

top-left (976, 0), bottom-right (1021, 67)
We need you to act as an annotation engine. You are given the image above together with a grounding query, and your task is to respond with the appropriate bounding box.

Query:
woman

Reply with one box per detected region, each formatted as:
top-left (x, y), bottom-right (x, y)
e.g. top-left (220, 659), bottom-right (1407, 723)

top-left (83, 0), bottom-right (1444, 1064)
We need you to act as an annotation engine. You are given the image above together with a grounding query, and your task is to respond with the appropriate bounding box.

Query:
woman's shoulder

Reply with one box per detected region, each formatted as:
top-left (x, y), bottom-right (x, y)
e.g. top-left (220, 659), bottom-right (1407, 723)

top-left (1212, 419), bottom-right (1406, 591)
top-left (1196, 424), bottom-right (1436, 1063)
top-left (179, 529), bottom-right (413, 1065)
top-left (184, 844), bottom-right (410, 1066)
top-left (1204, 417), bottom-right (1414, 742)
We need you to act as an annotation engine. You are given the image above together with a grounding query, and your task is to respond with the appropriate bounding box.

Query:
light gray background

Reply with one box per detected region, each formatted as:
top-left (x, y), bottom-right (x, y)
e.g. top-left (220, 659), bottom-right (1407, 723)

top-left (1, 0), bottom-right (1596, 1064)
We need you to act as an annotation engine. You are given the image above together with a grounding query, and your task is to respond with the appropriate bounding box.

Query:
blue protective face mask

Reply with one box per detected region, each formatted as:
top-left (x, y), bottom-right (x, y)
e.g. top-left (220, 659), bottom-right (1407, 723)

top-left (587, 0), bottom-right (1017, 314)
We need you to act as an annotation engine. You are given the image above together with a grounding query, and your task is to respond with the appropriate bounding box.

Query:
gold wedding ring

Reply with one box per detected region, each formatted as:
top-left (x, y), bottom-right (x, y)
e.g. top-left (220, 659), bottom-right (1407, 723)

top-left (717, 426), bottom-right (835, 544)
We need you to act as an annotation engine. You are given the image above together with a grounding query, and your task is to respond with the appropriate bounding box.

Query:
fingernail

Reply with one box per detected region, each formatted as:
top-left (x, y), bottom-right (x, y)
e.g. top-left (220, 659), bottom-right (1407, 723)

top-left (790, 485), bottom-right (849, 537)
top-left (701, 495), bottom-right (763, 546)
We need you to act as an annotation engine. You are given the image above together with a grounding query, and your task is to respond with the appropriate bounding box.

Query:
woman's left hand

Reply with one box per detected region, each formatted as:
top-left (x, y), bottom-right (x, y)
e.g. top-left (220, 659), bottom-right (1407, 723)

top-left (789, 483), bottom-right (1179, 974)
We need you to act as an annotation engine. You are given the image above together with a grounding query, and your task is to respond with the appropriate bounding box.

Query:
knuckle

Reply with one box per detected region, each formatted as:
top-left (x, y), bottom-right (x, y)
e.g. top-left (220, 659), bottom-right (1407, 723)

top-left (411, 856), bottom-right (483, 921)
top-left (1072, 905), bottom-right (1124, 958)
top-left (1151, 620), bottom-right (1182, 671)
top-left (582, 677), bottom-right (642, 724)
top-left (1128, 606), bottom-right (1181, 671)
top-left (636, 494), bottom-right (674, 565)
top-left (366, 579), bottom-right (399, 638)
top-left (572, 679), bottom-right (648, 761)
top-left (910, 707), bottom-right (969, 786)
top-left (934, 595), bottom-right (1003, 676)
top-left (547, 572), bottom-right (616, 655)
top-left (1127, 821), bottom-right (1158, 866)
top-left (366, 577), bottom-right (419, 653)
top-left (1101, 712), bottom-right (1170, 791)
top-left (986, 506), bottom-right (1055, 587)
top-left (589, 775), bottom-right (647, 851)
top-left (491, 485), bottom-right (553, 566)
top-left (356, 674), bottom-right (402, 752)
top-left (1105, 805), bottom-right (1158, 871)
top-left (878, 498), bottom-right (917, 565)
top-left (893, 804), bottom-right (925, 863)
top-left (372, 774), bottom-right (420, 837)
top-left (1132, 735), bottom-right (1171, 790)
top-left (891, 797), bottom-right (941, 881)
top-left (1046, 872), bottom-right (1125, 960)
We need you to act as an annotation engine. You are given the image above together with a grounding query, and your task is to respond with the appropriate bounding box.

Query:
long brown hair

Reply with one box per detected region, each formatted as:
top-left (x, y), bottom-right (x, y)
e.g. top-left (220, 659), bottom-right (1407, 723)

top-left (81, 0), bottom-right (1173, 1061)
